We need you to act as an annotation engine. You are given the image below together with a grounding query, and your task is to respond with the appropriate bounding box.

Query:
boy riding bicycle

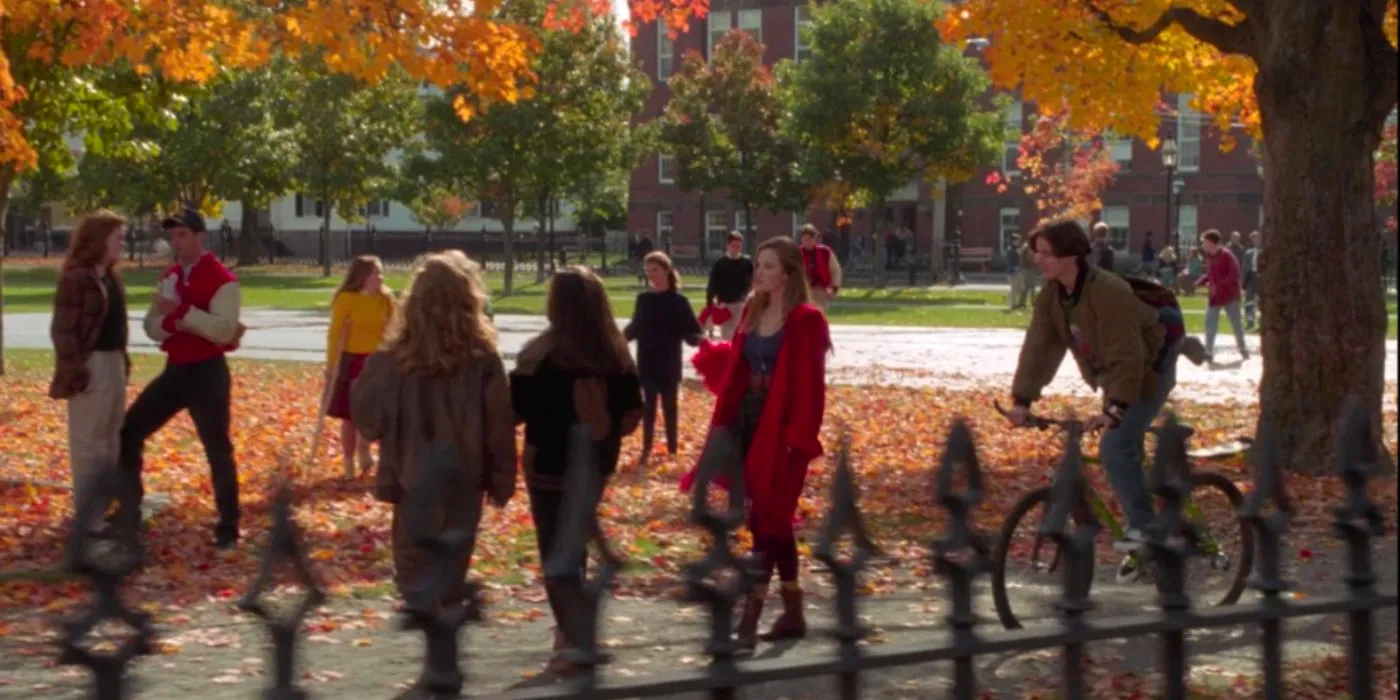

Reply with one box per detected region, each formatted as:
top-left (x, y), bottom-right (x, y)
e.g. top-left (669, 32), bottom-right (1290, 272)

top-left (1004, 220), bottom-right (1201, 555)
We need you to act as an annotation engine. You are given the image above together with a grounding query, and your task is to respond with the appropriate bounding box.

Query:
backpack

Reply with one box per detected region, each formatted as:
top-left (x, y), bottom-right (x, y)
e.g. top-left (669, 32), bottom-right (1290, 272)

top-left (1125, 276), bottom-right (1186, 347)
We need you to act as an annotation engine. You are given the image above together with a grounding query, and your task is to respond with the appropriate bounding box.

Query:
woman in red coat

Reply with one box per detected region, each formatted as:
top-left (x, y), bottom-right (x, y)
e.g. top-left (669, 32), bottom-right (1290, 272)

top-left (686, 235), bottom-right (830, 651)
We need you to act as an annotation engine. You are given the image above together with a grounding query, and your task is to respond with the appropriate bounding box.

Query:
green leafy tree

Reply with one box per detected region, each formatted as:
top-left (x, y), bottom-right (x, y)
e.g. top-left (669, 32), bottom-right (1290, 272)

top-left (778, 0), bottom-right (1004, 288)
top-left (662, 30), bottom-right (801, 254)
top-left (285, 60), bottom-right (421, 276)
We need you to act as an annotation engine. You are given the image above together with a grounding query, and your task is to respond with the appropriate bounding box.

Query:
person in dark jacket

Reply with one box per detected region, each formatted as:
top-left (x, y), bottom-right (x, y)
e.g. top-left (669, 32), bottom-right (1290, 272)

top-left (704, 231), bottom-right (754, 340)
top-left (511, 267), bottom-right (644, 674)
top-left (625, 251), bottom-right (703, 467)
top-left (1091, 221), bottom-right (1116, 271)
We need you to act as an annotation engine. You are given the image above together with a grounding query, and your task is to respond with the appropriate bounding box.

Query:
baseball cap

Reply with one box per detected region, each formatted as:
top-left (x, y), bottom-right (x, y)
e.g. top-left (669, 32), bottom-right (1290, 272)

top-left (161, 207), bottom-right (207, 233)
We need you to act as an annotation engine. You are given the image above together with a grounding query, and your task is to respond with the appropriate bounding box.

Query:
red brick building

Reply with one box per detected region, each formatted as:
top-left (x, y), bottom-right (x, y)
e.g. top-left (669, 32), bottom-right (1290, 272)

top-left (627, 2), bottom-right (1266, 265)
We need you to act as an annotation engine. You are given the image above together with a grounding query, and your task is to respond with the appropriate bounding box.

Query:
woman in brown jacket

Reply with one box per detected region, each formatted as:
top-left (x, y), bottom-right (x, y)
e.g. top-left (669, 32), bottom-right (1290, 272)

top-left (350, 250), bottom-right (517, 609)
top-left (50, 210), bottom-right (130, 529)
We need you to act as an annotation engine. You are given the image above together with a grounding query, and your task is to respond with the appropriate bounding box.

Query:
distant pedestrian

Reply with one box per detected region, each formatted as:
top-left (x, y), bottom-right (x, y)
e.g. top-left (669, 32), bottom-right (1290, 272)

top-left (1005, 234), bottom-right (1022, 309)
top-left (704, 231), bottom-right (754, 340)
top-left (50, 210), bottom-right (131, 532)
top-left (1198, 230), bottom-right (1250, 362)
top-left (1092, 222), bottom-right (1115, 271)
top-left (1157, 244), bottom-right (1178, 289)
top-left (635, 233), bottom-right (655, 286)
top-left (511, 267), bottom-right (643, 674)
top-left (325, 255), bottom-right (397, 478)
top-left (351, 251), bottom-right (516, 611)
top-left (799, 224), bottom-right (842, 312)
top-left (116, 208), bottom-right (247, 549)
top-left (1009, 235), bottom-right (1039, 310)
top-left (1137, 231), bottom-right (1157, 277)
top-left (1243, 230), bottom-right (1261, 330)
top-left (625, 251), bottom-right (702, 468)
top-left (1227, 231), bottom-right (1246, 268)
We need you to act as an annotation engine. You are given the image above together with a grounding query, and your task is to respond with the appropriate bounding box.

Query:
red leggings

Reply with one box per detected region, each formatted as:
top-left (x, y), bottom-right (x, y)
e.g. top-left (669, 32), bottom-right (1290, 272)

top-left (749, 515), bottom-right (799, 583)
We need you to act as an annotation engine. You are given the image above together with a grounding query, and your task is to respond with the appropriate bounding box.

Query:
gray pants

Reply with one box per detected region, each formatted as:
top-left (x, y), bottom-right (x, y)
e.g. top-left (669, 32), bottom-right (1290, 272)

top-left (1205, 300), bottom-right (1248, 357)
top-left (67, 351), bottom-right (126, 526)
top-left (1099, 342), bottom-right (1179, 532)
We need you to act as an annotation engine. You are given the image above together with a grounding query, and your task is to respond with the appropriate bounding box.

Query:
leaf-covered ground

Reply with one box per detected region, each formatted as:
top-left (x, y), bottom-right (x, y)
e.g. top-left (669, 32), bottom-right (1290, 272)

top-left (1, 350), bottom-right (1394, 621)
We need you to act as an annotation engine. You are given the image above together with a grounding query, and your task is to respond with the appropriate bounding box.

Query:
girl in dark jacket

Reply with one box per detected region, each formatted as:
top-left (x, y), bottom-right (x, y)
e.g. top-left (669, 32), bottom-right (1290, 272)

top-left (511, 266), bottom-right (644, 674)
top-left (624, 251), bottom-right (702, 468)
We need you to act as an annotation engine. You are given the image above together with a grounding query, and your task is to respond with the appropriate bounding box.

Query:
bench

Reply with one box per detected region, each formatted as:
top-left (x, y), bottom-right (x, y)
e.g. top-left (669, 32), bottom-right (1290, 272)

top-left (958, 246), bottom-right (996, 272)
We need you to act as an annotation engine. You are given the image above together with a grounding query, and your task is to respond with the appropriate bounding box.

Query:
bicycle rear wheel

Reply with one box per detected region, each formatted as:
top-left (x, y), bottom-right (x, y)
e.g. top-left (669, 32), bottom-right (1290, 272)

top-left (1179, 471), bottom-right (1253, 606)
top-left (991, 487), bottom-right (1096, 630)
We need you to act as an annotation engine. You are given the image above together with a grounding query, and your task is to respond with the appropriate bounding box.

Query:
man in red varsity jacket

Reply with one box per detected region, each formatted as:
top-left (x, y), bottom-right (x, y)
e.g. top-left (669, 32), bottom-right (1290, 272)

top-left (798, 224), bottom-right (842, 312)
top-left (116, 208), bottom-right (247, 549)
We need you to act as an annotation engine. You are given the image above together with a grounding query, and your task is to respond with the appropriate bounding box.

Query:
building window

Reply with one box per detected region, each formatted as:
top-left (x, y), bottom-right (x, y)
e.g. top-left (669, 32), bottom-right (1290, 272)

top-left (1177, 204), bottom-right (1198, 248)
top-left (367, 200), bottom-right (390, 217)
top-left (795, 5), bottom-right (812, 61)
top-left (998, 207), bottom-right (1020, 252)
top-left (658, 154), bottom-right (677, 185)
top-left (734, 209), bottom-right (751, 235)
top-left (1108, 134), bottom-right (1133, 169)
top-left (657, 210), bottom-right (674, 249)
top-left (706, 210), bottom-right (729, 256)
top-left (737, 9), bottom-right (762, 44)
top-left (1003, 99), bottom-right (1023, 175)
top-left (295, 193), bottom-right (305, 218)
top-left (1177, 94), bottom-right (1201, 172)
top-left (707, 10), bottom-right (732, 59)
top-left (1103, 205), bottom-right (1130, 251)
top-left (658, 23), bottom-right (674, 80)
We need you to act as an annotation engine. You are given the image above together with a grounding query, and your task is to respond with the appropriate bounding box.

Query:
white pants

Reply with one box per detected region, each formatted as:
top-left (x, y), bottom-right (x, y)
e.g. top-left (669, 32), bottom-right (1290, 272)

top-left (66, 351), bottom-right (126, 525)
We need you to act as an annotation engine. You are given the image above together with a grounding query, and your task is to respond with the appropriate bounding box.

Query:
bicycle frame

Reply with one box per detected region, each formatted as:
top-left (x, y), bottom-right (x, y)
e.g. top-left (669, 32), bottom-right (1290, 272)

top-left (1077, 473), bottom-right (1226, 560)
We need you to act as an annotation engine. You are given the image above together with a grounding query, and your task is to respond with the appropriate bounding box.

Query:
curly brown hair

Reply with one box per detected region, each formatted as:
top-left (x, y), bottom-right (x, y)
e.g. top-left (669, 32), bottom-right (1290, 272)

top-left (382, 250), bottom-right (496, 376)
top-left (64, 210), bottom-right (126, 273)
top-left (543, 266), bottom-right (631, 374)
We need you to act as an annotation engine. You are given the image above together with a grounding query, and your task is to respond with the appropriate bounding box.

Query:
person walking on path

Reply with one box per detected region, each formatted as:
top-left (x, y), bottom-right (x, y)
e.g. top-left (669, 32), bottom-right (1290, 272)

top-left (1197, 229), bottom-right (1250, 362)
top-left (1005, 234), bottom-right (1021, 308)
top-left (1243, 230), bottom-right (1262, 330)
top-left (50, 210), bottom-right (131, 532)
top-left (1092, 222), bottom-right (1116, 271)
top-left (325, 256), bottom-right (397, 478)
top-left (798, 224), bottom-right (842, 312)
top-left (116, 208), bottom-right (247, 549)
top-left (1227, 230), bottom-right (1247, 265)
top-left (1005, 220), bottom-right (1181, 571)
top-left (1009, 235), bottom-right (1040, 310)
top-left (1156, 243), bottom-right (1178, 290)
top-left (1181, 248), bottom-right (1204, 296)
top-left (625, 252), bottom-right (702, 468)
top-left (634, 233), bottom-right (655, 287)
top-left (682, 236), bottom-right (831, 652)
top-left (350, 251), bottom-right (516, 611)
top-left (511, 267), bottom-right (643, 674)
top-left (704, 231), bottom-right (754, 340)
top-left (1137, 231), bottom-right (1157, 278)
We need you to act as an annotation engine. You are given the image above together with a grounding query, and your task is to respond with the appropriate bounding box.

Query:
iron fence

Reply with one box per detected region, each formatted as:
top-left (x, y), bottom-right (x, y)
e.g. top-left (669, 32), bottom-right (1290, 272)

top-left (40, 398), bottom-right (1400, 700)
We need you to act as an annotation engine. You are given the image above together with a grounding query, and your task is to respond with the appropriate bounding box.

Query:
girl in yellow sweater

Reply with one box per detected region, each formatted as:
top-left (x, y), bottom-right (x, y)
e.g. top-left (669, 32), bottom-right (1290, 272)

top-left (327, 256), bottom-right (397, 477)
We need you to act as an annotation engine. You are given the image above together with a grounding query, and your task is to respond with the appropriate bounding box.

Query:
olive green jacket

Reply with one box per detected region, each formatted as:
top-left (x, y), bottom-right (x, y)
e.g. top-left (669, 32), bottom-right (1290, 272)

top-left (1012, 265), bottom-right (1165, 407)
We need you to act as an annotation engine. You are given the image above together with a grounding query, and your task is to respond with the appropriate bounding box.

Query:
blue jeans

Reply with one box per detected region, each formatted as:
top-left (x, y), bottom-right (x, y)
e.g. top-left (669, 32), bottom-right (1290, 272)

top-left (1098, 341), bottom-right (1179, 532)
top-left (1205, 300), bottom-right (1248, 357)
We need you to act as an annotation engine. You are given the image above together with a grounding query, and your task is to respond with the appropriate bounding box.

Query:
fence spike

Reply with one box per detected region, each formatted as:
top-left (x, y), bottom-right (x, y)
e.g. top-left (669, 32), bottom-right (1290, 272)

top-left (1333, 396), bottom-right (1386, 700)
top-left (1241, 418), bottom-right (1292, 700)
top-left (1146, 412), bottom-right (1199, 700)
top-left (56, 465), bottom-right (154, 700)
top-left (1041, 423), bottom-right (1098, 700)
top-left (814, 432), bottom-right (878, 700)
top-left (932, 419), bottom-right (988, 700)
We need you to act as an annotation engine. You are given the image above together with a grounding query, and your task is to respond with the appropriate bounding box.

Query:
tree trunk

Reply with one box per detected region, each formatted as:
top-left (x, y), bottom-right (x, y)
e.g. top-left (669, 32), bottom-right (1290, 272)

top-left (0, 172), bottom-right (12, 375)
top-left (1253, 12), bottom-right (1393, 474)
top-left (872, 196), bottom-right (887, 289)
top-left (535, 192), bottom-right (549, 284)
top-left (548, 197), bottom-right (557, 273)
top-left (502, 214), bottom-right (516, 296)
top-left (237, 199), bottom-right (259, 266)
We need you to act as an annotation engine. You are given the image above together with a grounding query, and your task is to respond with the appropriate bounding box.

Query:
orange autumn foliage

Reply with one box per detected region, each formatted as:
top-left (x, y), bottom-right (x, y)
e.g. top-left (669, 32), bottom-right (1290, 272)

top-left (0, 0), bottom-right (707, 175)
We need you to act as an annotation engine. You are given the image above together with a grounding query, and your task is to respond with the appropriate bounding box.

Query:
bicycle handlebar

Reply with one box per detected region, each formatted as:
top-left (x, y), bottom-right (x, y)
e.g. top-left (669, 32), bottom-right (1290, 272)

top-left (993, 401), bottom-right (1088, 432)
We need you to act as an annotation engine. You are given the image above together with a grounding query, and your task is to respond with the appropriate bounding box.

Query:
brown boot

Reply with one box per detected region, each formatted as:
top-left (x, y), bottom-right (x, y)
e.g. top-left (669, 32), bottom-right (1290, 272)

top-left (759, 584), bottom-right (807, 642)
top-left (735, 585), bottom-right (767, 652)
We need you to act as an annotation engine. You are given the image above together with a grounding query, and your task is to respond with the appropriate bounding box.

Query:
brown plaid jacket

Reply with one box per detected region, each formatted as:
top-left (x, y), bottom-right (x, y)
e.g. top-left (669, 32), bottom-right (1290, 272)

top-left (49, 267), bottom-right (128, 399)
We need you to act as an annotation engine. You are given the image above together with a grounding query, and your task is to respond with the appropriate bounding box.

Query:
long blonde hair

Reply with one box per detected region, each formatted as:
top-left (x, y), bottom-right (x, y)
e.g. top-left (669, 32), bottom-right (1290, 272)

top-left (744, 236), bottom-right (811, 332)
top-left (383, 251), bottom-right (496, 375)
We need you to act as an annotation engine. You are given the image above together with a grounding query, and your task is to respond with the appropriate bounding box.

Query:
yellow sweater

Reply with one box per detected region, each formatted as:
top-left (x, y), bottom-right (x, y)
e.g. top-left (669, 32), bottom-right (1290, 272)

top-left (327, 291), bottom-right (394, 363)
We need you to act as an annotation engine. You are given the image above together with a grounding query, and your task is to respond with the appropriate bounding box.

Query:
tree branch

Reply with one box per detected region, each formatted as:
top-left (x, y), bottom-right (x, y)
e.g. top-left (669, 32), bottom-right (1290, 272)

top-left (1084, 1), bottom-right (1257, 59)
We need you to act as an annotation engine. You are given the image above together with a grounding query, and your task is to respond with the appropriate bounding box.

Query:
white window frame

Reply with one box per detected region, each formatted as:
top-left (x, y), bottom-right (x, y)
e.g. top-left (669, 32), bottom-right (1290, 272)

top-left (657, 23), bottom-right (675, 80)
top-left (795, 5), bottom-right (812, 61)
top-left (1177, 94), bottom-right (1202, 173)
top-left (706, 210), bottom-right (729, 257)
top-left (1003, 99), bottom-right (1023, 175)
top-left (1109, 135), bottom-right (1133, 168)
top-left (1177, 204), bottom-right (1199, 248)
top-left (737, 9), bottom-right (762, 44)
top-left (707, 10), bottom-right (732, 59)
top-left (734, 209), bottom-right (751, 236)
top-left (792, 212), bottom-right (803, 236)
top-left (998, 207), bottom-right (1020, 252)
top-left (658, 154), bottom-right (677, 185)
top-left (657, 210), bottom-right (674, 248)
top-left (1103, 205), bottom-right (1130, 251)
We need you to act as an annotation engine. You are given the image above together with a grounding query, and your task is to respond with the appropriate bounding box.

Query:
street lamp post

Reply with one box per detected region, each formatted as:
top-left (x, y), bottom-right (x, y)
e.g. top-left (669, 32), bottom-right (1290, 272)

top-left (1161, 138), bottom-right (1179, 258)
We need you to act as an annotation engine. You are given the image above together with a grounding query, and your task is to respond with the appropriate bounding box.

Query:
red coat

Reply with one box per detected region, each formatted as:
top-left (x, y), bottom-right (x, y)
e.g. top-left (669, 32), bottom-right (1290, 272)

top-left (802, 245), bottom-right (835, 289)
top-left (1198, 248), bottom-right (1242, 307)
top-left (682, 303), bottom-right (830, 538)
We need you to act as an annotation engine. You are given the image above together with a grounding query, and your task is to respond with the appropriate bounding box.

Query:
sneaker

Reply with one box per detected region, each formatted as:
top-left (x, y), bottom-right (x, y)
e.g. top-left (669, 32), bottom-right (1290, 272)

top-left (1115, 555), bottom-right (1142, 584)
top-left (1179, 336), bottom-right (1210, 366)
top-left (1112, 528), bottom-right (1149, 552)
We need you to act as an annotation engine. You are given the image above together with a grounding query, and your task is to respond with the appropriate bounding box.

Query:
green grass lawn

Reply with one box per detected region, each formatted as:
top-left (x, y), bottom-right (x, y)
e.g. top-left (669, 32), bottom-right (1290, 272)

top-left (4, 262), bottom-right (1396, 337)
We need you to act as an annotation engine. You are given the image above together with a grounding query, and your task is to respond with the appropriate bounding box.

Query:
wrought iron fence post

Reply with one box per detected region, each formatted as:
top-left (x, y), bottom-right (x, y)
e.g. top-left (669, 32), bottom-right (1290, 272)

top-left (1333, 398), bottom-right (1386, 700)
top-left (1146, 415), bottom-right (1200, 700)
top-left (56, 467), bottom-right (153, 700)
top-left (813, 435), bottom-right (877, 700)
top-left (1241, 421), bottom-right (1292, 700)
top-left (237, 482), bottom-right (327, 700)
top-left (932, 420), bottom-right (989, 700)
top-left (1041, 425), bottom-right (1099, 700)
top-left (682, 426), bottom-right (760, 700)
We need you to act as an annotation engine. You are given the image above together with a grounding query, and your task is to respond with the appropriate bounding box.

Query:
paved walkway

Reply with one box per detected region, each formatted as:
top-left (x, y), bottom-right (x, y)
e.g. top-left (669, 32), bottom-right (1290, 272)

top-left (6, 310), bottom-right (1397, 406)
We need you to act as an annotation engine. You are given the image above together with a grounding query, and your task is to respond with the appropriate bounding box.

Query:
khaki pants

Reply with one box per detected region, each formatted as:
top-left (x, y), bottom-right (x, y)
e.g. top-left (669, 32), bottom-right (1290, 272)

top-left (67, 351), bottom-right (126, 525)
top-left (718, 302), bottom-right (745, 340)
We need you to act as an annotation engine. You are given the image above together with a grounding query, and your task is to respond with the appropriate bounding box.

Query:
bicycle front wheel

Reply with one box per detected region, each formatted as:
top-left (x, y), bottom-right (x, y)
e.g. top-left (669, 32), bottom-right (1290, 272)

top-left (1178, 471), bottom-right (1254, 607)
top-left (991, 486), bottom-right (1096, 630)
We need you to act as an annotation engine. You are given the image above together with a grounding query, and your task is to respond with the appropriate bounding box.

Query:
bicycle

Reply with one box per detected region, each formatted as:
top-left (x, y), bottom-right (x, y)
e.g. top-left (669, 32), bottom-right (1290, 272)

top-left (988, 402), bottom-right (1254, 630)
